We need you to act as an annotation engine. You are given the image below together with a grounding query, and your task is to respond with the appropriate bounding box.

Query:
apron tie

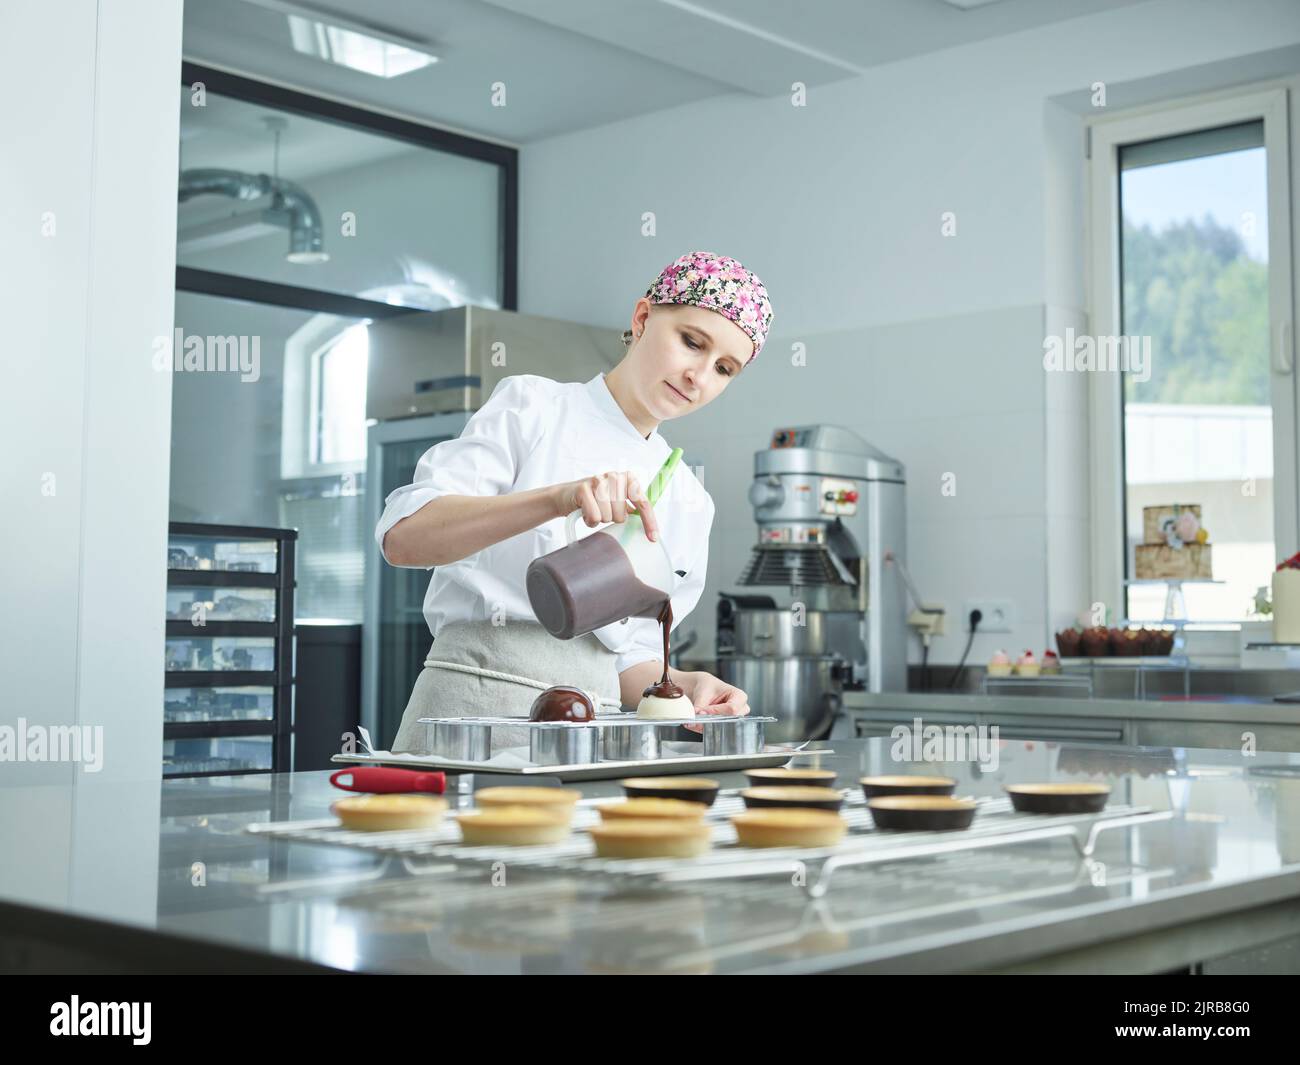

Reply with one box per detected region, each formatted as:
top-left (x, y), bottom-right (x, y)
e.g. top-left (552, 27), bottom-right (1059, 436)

top-left (423, 658), bottom-right (622, 711)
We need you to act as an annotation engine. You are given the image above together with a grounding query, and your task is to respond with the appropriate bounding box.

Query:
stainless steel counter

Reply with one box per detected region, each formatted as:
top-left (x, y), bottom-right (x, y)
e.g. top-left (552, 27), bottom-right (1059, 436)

top-left (842, 691), bottom-right (1300, 752)
top-left (3, 738), bottom-right (1300, 974)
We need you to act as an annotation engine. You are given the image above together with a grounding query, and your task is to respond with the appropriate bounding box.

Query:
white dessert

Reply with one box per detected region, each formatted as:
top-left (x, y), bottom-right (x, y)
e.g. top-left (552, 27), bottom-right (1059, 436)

top-left (635, 692), bottom-right (695, 720)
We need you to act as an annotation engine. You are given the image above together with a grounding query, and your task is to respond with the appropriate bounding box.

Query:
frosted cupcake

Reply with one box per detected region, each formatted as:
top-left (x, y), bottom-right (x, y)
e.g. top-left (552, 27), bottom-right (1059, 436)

top-left (987, 650), bottom-right (1012, 677)
top-left (1041, 650), bottom-right (1062, 675)
top-left (1014, 650), bottom-right (1040, 677)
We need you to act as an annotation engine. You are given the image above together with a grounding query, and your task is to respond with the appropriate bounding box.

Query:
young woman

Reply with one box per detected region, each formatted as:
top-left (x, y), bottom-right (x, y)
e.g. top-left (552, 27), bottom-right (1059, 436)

top-left (376, 250), bottom-right (773, 752)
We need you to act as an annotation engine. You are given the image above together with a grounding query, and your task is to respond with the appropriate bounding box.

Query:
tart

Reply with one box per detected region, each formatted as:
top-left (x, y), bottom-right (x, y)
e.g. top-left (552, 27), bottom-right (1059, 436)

top-left (455, 807), bottom-right (571, 846)
top-left (740, 786), bottom-right (844, 812)
top-left (621, 777), bottom-right (720, 807)
top-left (588, 819), bottom-right (712, 858)
top-left (859, 774), bottom-right (957, 799)
top-left (867, 795), bottom-right (977, 831)
top-left (596, 797), bottom-right (707, 821)
top-left (474, 786), bottom-right (582, 821)
top-left (331, 794), bottom-right (448, 832)
top-left (744, 767), bottom-right (838, 788)
top-left (1005, 782), bottom-right (1110, 814)
top-left (731, 809), bottom-right (847, 849)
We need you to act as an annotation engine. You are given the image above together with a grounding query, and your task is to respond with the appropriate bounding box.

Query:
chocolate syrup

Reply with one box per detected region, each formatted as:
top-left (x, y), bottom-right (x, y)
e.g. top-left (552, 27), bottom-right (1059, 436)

top-left (642, 600), bottom-right (685, 700)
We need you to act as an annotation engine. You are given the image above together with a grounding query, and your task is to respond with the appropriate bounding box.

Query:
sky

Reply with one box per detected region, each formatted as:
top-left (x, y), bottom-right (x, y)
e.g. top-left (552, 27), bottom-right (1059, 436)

top-left (1121, 146), bottom-right (1269, 262)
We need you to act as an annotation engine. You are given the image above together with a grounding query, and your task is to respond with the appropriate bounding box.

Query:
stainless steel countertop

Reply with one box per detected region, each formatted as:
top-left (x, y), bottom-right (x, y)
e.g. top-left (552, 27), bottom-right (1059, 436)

top-left (4, 738), bottom-right (1300, 974)
top-left (843, 689), bottom-right (1300, 724)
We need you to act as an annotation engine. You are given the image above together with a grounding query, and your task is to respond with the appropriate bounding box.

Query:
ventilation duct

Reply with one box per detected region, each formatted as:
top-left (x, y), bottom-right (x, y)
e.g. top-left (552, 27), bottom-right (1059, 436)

top-left (178, 167), bottom-right (328, 264)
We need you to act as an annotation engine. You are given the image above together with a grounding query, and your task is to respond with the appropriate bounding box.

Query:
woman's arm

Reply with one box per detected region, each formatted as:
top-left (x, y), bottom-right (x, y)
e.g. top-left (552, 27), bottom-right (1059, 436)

top-left (382, 485), bottom-right (562, 568)
top-left (383, 471), bottom-right (661, 568)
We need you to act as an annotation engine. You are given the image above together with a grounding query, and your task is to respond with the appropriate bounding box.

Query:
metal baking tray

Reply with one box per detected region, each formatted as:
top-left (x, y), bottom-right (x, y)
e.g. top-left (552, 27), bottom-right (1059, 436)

top-left (329, 745), bottom-right (799, 781)
top-left (417, 713), bottom-right (777, 765)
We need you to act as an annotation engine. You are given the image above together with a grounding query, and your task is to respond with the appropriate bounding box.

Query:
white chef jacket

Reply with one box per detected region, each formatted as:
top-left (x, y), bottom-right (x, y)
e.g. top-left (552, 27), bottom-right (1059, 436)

top-left (374, 373), bottom-right (715, 675)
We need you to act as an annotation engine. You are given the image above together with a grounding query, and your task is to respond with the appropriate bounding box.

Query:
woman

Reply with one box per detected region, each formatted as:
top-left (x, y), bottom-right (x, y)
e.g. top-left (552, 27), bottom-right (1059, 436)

top-left (376, 250), bottom-right (773, 753)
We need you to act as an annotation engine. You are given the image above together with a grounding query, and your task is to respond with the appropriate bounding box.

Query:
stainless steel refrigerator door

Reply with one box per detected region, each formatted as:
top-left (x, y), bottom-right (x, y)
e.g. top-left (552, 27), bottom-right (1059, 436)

top-left (362, 413), bottom-right (471, 745)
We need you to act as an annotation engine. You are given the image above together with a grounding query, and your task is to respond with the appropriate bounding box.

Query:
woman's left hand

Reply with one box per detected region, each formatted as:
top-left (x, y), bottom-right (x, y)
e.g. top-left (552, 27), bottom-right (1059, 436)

top-left (683, 673), bottom-right (750, 735)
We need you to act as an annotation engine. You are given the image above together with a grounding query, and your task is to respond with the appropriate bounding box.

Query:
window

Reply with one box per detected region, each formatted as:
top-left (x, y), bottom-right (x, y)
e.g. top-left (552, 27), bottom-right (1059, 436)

top-left (311, 323), bottom-right (369, 466)
top-left (172, 63), bottom-right (517, 622)
top-left (1120, 122), bottom-right (1271, 621)
top-left (1088, 88), bottom-right (1296, 627)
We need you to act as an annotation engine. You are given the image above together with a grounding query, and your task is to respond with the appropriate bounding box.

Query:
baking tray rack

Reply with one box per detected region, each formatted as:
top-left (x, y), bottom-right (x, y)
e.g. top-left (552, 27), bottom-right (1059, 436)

top-left (246, 789), bottom-right (1173, 899)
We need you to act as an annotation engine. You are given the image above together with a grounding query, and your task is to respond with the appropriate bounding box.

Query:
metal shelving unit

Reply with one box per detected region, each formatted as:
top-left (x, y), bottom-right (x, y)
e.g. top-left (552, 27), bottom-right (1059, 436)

top-left (163, 522), bottom-right (296, 778)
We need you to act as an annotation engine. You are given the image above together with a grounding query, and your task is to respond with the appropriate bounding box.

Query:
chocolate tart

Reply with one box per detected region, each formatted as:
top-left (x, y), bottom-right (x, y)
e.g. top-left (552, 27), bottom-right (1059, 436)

top-left (740, 786), bottom-right (844, 812)
top-left (588, 819), bottom-right (712, 858)
top-left (1005, 782), bottom-right (1110, 814)
top-left (731, 809), bottom-right (847, 849)
top-left (867, 795), bottom-right (977, 831)
top-left (859, 774), bottom-right (957, 799)
top-left (621, 777), bottom-right (720, 807)
top-left (331, 794), bottom-right (448, 832)
top-left (744, 768), bottom-right (838, 788)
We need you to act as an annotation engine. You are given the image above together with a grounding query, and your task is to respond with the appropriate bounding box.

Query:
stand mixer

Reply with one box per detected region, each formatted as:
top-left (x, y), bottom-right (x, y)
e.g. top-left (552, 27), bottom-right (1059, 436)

top-left (717, 425), bottom-right (908, 741)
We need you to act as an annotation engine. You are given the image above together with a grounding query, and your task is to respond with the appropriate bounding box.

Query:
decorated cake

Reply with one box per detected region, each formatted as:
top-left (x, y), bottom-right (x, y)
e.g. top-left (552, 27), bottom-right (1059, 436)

top-left (1133, 504), bottom-right (1211, 580)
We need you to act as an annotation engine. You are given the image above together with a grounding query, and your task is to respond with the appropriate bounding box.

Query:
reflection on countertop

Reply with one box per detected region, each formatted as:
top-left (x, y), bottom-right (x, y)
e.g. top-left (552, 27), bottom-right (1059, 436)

top-left (3, 738), bottom-right (1300, 974)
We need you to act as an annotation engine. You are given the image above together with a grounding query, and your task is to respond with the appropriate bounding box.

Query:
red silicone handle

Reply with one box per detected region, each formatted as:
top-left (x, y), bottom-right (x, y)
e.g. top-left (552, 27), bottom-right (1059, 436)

top-left (330, 767), bottom-right (447, 794)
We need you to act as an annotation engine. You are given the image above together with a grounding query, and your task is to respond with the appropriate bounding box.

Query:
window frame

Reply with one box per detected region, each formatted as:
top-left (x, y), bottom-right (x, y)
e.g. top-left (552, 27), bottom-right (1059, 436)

top-left (1085, 85), bottom-right (1296, 620)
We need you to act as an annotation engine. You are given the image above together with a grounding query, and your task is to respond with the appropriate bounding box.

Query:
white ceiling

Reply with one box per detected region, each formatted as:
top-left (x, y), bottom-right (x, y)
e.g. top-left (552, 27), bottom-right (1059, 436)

top-left (183, 0), bottom-right (1153, 145)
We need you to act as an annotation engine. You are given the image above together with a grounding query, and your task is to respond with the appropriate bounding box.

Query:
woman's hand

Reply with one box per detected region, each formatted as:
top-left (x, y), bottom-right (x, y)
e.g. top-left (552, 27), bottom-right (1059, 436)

top-left (552, 471), bottom-right (659, 541)
top-left (682, 672), bottom-right (750, 734)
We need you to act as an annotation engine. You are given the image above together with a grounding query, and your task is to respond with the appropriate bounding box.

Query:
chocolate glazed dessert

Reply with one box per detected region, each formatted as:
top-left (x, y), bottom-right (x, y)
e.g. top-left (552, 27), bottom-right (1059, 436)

top-left (528, 685), bottom-right (597, 722)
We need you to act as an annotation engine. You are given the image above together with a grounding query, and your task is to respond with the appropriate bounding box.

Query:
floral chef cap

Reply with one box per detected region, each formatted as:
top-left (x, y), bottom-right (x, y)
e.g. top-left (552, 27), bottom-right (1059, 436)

top-left (640, 250), bottom-right (773, 362)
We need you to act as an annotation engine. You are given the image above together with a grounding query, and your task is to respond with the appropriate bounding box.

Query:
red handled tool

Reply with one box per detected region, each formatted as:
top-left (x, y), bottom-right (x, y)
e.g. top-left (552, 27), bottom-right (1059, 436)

top-left (330, 767), bottom-right (447, 794)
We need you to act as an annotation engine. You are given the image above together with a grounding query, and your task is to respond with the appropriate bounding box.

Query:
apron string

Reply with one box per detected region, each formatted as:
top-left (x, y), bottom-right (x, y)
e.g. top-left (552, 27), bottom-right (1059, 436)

top-left (423, 659), bottom-right (622, 710)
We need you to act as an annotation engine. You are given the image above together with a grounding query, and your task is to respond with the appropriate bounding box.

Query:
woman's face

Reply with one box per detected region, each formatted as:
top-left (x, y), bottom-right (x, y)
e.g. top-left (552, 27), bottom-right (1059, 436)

top-left (625, 299), bottom-right (752, 422)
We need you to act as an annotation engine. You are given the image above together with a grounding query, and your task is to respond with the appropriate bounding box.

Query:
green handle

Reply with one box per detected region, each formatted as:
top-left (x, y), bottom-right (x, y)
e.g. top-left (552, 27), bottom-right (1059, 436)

top-left (646, 448), bottom-right (683, 507)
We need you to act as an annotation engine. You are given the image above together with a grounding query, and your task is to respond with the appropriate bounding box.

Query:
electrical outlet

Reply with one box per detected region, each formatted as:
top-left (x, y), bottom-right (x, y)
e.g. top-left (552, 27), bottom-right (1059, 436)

top-left (964, 599), bottom-right (1014, 633)
top-left (907, 604), bottom-right (946, 637)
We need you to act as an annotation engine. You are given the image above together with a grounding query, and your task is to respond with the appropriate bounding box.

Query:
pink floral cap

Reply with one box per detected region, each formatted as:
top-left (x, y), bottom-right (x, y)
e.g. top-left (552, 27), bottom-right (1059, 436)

top-left (644, 250), bottom-right (773, 361)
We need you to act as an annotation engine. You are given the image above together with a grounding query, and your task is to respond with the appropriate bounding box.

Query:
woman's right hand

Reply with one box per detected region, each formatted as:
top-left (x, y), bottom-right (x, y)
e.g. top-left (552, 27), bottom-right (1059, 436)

top-left (553, 471), bottom-right (659, 541)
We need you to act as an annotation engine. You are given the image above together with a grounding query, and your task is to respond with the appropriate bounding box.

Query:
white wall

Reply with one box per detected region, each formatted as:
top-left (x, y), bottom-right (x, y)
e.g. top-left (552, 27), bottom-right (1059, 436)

top-left (0, 0), bottom-right (183, 918)
top-left (517, 0), bottom-right (1300, 664)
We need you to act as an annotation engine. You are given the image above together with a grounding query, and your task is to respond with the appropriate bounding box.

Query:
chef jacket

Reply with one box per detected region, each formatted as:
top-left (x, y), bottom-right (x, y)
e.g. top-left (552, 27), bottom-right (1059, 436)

top-left (375, 373), bottom-right (715, 675)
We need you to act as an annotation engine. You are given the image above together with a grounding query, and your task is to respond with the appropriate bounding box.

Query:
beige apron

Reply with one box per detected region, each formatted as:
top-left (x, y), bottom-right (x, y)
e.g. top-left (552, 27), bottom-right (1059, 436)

top-left (391, 620), bottom-right (623, 754)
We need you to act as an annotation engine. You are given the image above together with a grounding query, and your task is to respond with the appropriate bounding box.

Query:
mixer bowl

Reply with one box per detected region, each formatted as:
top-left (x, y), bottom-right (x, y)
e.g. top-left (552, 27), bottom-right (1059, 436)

top-left (715, 655), bottom-right (842, 743)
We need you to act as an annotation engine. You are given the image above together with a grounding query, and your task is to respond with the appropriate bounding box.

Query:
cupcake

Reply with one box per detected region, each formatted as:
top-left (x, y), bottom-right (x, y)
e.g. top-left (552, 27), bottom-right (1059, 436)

top-left (1041, 650), bottom-right (1061, 675)
top-left (1110, 627), bottom-right (1144, 657)
top-left (1014, 650), bottom-right (1039, 677)
top-left (1055, 628), bottom-right (1082, 657)
top-left (1149, 628), bottom-right (1175, 655)
top-left (1080, 626), bottom-right (1110, 657)
top-left (987, 649), bottom-right (1012, 677)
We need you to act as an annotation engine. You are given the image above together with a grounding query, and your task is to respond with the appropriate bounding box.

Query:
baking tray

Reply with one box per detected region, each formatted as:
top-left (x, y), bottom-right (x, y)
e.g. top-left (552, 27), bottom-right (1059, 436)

top-left (329, 745), bottom-right (802, 781)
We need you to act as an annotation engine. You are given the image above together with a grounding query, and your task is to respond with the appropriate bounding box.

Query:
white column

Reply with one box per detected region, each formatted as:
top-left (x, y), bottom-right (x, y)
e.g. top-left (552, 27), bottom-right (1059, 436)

top-left (0, 0), bottom-right (183, 920)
